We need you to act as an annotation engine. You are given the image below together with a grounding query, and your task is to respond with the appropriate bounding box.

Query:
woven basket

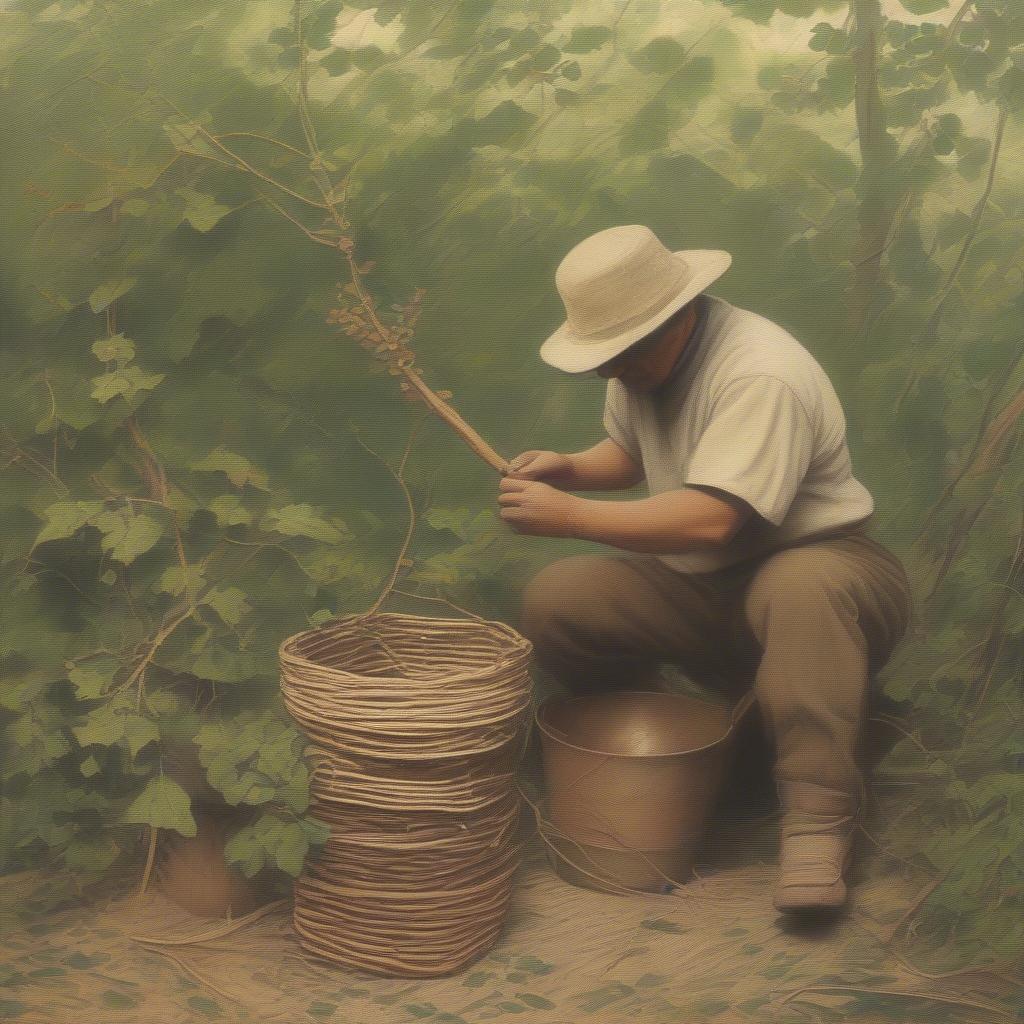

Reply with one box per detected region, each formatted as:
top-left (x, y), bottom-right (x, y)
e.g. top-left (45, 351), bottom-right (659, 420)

top-left (279, 608), bottom-right (533, 977)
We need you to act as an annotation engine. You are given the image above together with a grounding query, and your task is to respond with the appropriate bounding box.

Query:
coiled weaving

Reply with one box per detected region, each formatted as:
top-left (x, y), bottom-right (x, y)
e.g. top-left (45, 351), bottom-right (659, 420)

top-left (280, 610), bottom-right (533, 977)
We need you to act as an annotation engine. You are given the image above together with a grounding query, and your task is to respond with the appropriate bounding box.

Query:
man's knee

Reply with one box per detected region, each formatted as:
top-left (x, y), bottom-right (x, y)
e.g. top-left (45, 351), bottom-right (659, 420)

top-left (520, 554), bottom-right (619, 645)
top-left (744, 547), bottom-right (856, 640)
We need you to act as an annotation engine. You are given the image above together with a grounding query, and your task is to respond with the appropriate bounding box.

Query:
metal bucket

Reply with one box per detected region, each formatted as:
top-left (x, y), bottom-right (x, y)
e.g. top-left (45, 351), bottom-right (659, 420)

top-left (536, 689), bottom-right (755, 893)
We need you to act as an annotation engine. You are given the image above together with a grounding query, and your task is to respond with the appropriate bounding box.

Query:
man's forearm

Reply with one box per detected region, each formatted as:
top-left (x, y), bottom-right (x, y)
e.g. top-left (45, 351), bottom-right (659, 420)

top-left (571, 488), bottom-right (745, 554)
top-left (561, 438), bottom-right (644, 491)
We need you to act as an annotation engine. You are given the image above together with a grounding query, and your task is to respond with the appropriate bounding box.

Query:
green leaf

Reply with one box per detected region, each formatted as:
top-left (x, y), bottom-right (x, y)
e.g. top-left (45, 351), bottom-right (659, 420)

top-left (425, 507), bottom-right (473, 537)
top-left (69, 656), bottom-right (120, 698)
top-left (90, 366), bottom-right (166, 404)
top-left (91, 333), bottom-right (136, 363)
top-left (189, 639), bottom-right (262, 684)
top-left (92, 509), bottom-right (164, 564)
top-left (73, 698), bottom-right (158, 756)
top-left (101, 990), bottom-right (137, 1009)
top-left (259, 504), bottom-right (346, 544)
top-left (35, 501), bottom-right (105, 544)
top-left (403, 1005), bottom-right (438, 1019)
top-left (207, 495), bottom-right (254, 527)
top-left (190, 448), bottom-right (270, 490)
top-left (457, 101), bottom-right (536, 147)
top-left (187, 995), bottom-right (223, 1017)
top-left (175, 188), bottom-right (235, 233)
top-left (204, 586), bottom-right (252, 626)
top-left (307, 1002), bottom-right (337, 1019)
top-left (299, 817), bottom-right (330, 845)
top-left (225, 814), bottom-right (311, 876)
top-left (898, 0), bottom-right (948, 13)
top-left (123, 716), bottom-right (161, 757)
top-left (641, 917), bottom-right (686, 933)
top-left (516, 993), bottom-right (555, 1009)
top-left (559, 60), bottom-right (582, 81)
top-left (730, 107), bottom-right (764, 145)
top-left (320, 50), bottom-right (350, 75)
top-left (630, 36), bottom-right (687, 74)
top-left (73, 703), bottom-right (131, 748)
top-left (63, 952), bottom-right (109, 969)
top-left (88, 277), bottom-right (137, 313)
top-left (163, 118), bottom-right (218, 157)
top-left (154, 565), bottom-right (206, 598)
top-left (64, 836), bottom-right (119, 872)
top-left (275, 821), bottom-right (310, 875)
top-left (350, 46), bottom-right (386, 72)
top-left (122, 776), bottom-right (196, 836)
top-left (120, 197), bottom-right (149, 217)
top-left (619, 98), bottom-right (674, 154)
top-left (564, 26), bottom-right (612, 53)
top-left (955, 134), bottom-right (991, 179)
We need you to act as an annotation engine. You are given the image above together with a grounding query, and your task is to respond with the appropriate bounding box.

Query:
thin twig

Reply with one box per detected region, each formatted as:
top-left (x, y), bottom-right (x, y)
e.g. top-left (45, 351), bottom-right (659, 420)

top-left (351, 413), bottom-right (429, 617)
top-left (291, 6), bottom-right (508, 474)
top-left (778, 983), bottom-right (1014, 1018)
top-left (255, 190), bottom-right (337, 248)
top-left (885, 866), bottom-right (952, 943)
top-left (130, 897), bottom-right (289, 946)
top-left (887, 944), bottom-right (1023, 987)
top-left (115, 603), bottom-right (201, 695)
top-left (868, 715), bottom-right (931, 755)
top-left (153, 91), bottom-right (325, 210)
top-left (215, 131), bottom-right (308, 158)
top-left (895, 105), bottom-right (1009, 412)
top-left (390, 588), bottom-right (486, 622)
top-left (138, 826), bottom-right (159, 895)
top-left (137, 944), bottom-right (247, 1005)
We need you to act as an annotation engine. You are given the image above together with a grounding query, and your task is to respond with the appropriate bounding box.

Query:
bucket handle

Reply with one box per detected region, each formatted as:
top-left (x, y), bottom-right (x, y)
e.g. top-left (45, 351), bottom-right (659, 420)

top-left (726, 689), bottom-right (757, 734)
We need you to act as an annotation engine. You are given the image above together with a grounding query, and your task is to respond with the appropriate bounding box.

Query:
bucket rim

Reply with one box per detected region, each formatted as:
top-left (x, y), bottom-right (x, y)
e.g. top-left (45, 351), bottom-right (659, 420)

top-left (535, 689), bottom-right (753, 760)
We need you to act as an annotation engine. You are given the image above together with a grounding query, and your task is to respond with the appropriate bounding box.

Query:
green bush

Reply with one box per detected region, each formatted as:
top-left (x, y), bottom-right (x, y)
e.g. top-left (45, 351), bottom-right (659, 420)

top-left (1, 0), bottom-right (1020, 971)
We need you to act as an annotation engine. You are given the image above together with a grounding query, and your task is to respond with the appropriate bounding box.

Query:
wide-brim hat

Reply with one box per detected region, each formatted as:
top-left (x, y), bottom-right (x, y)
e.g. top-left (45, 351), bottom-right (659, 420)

top-left (540, 225), bottom-right (732, 374)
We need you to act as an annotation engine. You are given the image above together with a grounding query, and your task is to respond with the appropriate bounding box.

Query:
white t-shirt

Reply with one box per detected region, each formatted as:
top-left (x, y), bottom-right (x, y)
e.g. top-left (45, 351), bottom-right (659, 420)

top-left (602, 293), bottom-right (875, 573)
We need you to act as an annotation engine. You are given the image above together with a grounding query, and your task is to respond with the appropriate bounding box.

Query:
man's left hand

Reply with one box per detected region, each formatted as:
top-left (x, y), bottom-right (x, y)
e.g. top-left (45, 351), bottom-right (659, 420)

top-left (497, 477), bottom-right (587, 538)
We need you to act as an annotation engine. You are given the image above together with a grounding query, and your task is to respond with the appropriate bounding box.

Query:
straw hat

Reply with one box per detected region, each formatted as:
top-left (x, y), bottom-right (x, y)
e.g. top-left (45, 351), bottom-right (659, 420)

top-left (540, 225), bottom-right (732, 374)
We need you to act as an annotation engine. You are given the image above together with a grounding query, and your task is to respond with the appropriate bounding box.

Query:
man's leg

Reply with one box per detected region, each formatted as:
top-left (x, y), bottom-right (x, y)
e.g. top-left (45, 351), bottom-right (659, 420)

top-left (742, 532), bottom-right (912, 909)
top-left (519, 552), bottom-right (745, 696)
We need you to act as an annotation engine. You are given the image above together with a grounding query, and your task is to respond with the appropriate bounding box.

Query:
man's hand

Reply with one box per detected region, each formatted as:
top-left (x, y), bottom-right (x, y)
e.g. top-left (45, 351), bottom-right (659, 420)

top-left (497, 477), bottom-right (586, 537)
top-left (504, 449), bottom-right (574, 483)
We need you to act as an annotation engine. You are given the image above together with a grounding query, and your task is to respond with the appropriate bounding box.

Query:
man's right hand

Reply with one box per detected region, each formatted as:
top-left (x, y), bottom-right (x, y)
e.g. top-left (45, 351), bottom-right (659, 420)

top-left (505, 450), bottom-right (575, 483)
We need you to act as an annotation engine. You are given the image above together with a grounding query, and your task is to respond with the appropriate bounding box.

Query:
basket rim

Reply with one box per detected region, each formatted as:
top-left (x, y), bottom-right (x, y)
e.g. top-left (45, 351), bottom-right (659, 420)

top-left (278, 610), bottom-right (532, 683)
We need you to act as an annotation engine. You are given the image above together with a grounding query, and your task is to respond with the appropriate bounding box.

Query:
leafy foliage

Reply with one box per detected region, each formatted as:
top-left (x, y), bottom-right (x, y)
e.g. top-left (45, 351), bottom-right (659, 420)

top-left (0, 0), bottom-right (1021, 971)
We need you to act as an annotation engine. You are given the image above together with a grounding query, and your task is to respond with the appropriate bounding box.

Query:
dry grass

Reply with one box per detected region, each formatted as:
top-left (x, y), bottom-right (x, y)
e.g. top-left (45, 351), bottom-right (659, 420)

top-left (2, 825), bottom-right (1020, 1024)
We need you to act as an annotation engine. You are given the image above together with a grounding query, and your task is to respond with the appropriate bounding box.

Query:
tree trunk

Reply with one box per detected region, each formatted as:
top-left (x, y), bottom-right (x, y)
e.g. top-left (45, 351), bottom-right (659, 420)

top-left (849, 0), bottom-right (898, 331)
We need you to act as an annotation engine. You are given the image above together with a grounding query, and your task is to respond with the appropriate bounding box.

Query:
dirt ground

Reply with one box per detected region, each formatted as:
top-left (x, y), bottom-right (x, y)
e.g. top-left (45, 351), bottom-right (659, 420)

top-left (2, 812), bottom-right (1020, 1024)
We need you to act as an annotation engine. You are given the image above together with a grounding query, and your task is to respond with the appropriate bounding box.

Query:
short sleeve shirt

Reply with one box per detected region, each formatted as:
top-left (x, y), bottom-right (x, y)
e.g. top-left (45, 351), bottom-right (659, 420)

top-left (602, 294), bottom-right (874, 572)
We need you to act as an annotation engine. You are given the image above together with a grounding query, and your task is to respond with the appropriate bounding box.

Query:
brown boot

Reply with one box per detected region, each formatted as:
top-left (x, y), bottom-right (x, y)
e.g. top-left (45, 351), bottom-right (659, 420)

top-left (774, 810), bottom-right (856, 912)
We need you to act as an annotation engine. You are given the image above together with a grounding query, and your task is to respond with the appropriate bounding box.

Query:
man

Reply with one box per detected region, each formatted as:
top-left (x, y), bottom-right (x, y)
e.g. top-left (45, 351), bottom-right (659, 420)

top-left (498, 224), bottom-right (911, 912)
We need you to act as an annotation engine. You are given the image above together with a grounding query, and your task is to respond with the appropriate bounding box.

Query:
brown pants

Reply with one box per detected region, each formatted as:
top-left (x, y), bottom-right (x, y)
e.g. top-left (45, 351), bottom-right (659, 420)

top-left (518, 529), bottom-right (912, 817)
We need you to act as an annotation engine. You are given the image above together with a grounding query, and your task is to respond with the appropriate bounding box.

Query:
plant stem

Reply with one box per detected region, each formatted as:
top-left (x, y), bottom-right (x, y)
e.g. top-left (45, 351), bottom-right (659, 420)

top-left (350, 413), bottom-right (429, 617)
top-left (138, 826), bottom-right (158, 895)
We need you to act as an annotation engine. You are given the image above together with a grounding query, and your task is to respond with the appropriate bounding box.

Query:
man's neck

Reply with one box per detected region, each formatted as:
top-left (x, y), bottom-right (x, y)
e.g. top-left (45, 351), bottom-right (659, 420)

top-left (658, 294), bottom-right (709, 390)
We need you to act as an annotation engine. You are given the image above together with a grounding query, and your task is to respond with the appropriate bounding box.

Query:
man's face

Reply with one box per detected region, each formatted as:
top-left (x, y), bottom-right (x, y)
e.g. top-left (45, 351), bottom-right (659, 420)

top-left (594, 303), bottom-right (695, 393)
